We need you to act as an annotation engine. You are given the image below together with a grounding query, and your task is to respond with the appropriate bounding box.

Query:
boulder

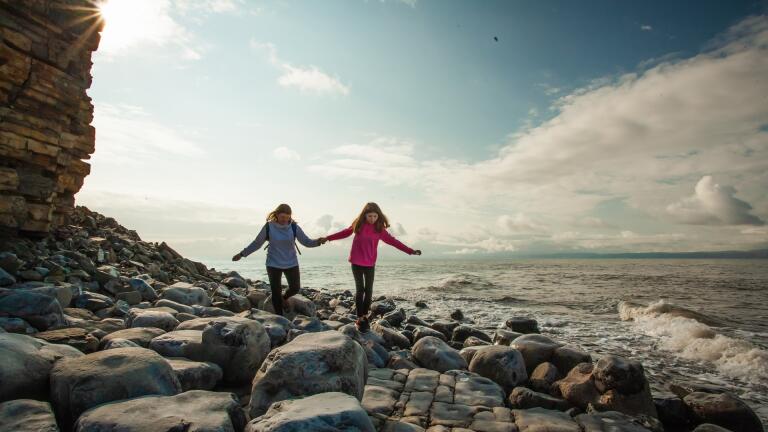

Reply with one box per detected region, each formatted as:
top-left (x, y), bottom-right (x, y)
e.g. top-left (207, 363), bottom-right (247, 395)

top-left (72, 291), bottom-right (113, 311)
top-left (552, 345), bottom-right (591, 377)
top-left (0, 317), bottom-right (37, 334)
top-left (151, 317), bottom-right (270, 385)
top-left (128, 277), bottom-right (158, 301)
top-left (413, 325), bottom-right (446, 342)
top-left (505, 317), bottom-right (539, 333)
top-left (509, 387), bottom-right (571, 411)
top-left (50, 347), bottom-right (182, 428)
top-left (513, 407), bottom-right (580, 432)
top-left (155, 298), bottom-right (196, 315)
top-left (222, 276), bottom-right (247, 288)
top-left (510, 333), bottom-right (561, 374)
top-left (99, 327), bottom-right (166, 349)
top-left (161, 282), bottom-right (211, 306)
top-left (683, 391), bottom-right (763, 432)
top-left (291, 315), bottom-right (329, 332)
top-left (165, 357), bottom-right (223, 391)
top-left (576, 410), bottom-right (658, 432)
top-left (34, 328), bottom-right (99, 353)
top-left (467, 345), bottom-right (528, 392)
top-left (0, 333), bottom-right (82, 402)
top-left (430, 321), bottom-right (459, 340)
top-left (412, 336), bottom-right (467, 373)
top-left (249, 331), bottom-right (367, 418)
top-left (0, 399), bottom-right (58, 432)
top-left (126, 309), bottom-right (179, 331)
top-left (284, 294), bottom-right (316, 317)
top-left (493, 328), bottom-right (522, 345)
top-left (241, 309), bottom-right (294, 348)
top-left (593, 355), bottom-right (646, 394)
top-left (0, 288), bottom-right (66, 331)
top-left (451, 325), bottom-right (491, 344)
top-left (383, 308), bottom-right (406, 327)
top-left (372, 320), bottom-right (411, 349)
top-left (530, 362), bottom-right (559, 393)
top-left (245, 392), bottom-right (375, 432)
top-left (74, 390), bottom-right (245, 432)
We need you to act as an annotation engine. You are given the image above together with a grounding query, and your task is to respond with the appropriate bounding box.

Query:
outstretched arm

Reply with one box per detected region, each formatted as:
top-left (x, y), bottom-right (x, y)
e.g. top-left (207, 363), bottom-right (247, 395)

top-left (233, 223), bottom-right (268, 260)
top-left (295, 224), bottom-right (320, 248)
top-left (326, 226), bottom-right (354, 242)
top-left (380, 229), bottom-right (417, 255)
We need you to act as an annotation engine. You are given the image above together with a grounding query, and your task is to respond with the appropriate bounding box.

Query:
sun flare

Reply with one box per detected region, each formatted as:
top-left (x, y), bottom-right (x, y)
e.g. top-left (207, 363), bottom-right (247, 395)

top-left (97, 0), bottom-right (179, 54)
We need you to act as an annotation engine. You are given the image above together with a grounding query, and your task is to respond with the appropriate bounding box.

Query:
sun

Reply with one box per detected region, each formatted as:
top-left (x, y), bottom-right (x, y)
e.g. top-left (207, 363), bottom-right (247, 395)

top-left (97, 0), bottom-right (176, 54)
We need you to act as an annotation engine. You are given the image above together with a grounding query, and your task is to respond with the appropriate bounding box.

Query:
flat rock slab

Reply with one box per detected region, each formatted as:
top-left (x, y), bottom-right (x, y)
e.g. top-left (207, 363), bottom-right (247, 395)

top-left (429, 402), bottom-right (483, 428)
top-left (166, 357), bottom-right (223, 392)
top-left (452, 372), bottom-right (505, 408)
top-left (245, 392), bottom-right (375, 432)
top-left (74, 390), bottom-right (245, 432)
top-left (513, 408), bottom-right (580, 432)
top-left (34, 327), bottom-right (99, 353)
top-left (363, 385), bottom-right (400, 416)
top-left (99, 327), bottom-right (166, 349)
top-left (405, 369), bottom-right (440, 392)
top-left (0, 399), bottom-right (58, 432)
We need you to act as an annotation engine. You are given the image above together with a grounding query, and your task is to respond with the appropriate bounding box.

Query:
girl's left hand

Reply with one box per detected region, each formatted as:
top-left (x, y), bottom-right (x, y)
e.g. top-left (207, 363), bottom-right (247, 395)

top-left (413, 250), bottom-right (422, 256)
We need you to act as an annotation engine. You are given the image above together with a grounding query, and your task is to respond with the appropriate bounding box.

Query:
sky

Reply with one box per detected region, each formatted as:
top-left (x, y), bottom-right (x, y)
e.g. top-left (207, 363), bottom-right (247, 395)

top-left (78, 0), bottom-right (768, 261)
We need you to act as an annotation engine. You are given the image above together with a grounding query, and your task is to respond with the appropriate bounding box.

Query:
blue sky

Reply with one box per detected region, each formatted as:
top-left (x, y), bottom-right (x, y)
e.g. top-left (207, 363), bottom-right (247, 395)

top-left (80, 0), bottom-right (768, 260)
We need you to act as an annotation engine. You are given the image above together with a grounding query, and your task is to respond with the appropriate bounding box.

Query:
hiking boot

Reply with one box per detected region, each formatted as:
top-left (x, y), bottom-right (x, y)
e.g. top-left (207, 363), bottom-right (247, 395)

top-left (357, 316), bottom-right (370, 333)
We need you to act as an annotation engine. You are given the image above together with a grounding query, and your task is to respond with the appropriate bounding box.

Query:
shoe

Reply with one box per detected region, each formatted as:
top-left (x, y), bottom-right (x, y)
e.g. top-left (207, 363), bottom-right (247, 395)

top-left (357, 316), bottom-right (370, 333)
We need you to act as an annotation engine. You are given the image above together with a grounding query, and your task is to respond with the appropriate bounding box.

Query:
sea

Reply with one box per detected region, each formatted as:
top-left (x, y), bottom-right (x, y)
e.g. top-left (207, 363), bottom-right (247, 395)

top-left (202, 257), bottom-right (768, 423)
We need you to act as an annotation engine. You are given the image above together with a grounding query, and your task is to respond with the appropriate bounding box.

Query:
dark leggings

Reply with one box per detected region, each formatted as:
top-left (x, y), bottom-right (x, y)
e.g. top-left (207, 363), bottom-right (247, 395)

top-left (352, 264), bottom-right (375, 317)
top-left (266, 266), bottom-right (300, 316)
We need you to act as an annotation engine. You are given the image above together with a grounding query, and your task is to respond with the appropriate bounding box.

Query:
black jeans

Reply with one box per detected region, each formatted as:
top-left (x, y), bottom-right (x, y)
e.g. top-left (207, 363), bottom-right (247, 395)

top-left (266, 266), bottom-right (301, 316)
top-left (351, 264), bottom-right (375, 317)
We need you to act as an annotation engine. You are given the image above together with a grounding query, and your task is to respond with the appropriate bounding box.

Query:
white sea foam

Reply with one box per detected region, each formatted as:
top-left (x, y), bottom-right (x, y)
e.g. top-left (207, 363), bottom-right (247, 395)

top-left (619, 300), bottom-right (768, 384)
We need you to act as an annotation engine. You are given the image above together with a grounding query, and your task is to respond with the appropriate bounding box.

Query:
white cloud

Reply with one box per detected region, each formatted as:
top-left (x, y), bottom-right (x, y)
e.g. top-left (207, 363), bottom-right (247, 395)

top-left (667, 176), bottom-right (765, 226)
top-left (497, 213), bottom-right (545, 233)
top-left (92, 103), bottom-right (205, 163)
top-left (641, 25), bottom-right (653, 31)
top-left (251, 40), bottom-right (350, 95)
top-left (175, 0), bottom-right (243, 14)
top-left (273, 146), bottom-right (301, 161)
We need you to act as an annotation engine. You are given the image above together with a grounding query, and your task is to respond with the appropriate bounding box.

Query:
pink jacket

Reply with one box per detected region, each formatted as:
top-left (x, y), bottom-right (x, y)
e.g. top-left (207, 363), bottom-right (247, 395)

top-left (327, 223), bottom-right (415, 267)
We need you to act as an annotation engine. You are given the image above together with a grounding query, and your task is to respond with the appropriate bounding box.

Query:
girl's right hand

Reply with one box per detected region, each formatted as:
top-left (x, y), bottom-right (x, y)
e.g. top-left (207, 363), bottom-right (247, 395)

top-left (232, 253), bottom-right (242, 261)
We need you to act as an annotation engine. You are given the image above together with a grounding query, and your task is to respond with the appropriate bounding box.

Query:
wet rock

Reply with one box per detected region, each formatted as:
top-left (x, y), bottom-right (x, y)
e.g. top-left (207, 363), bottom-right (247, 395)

top-left (0, 288), bottom-right (66, 330)
top-left (0, 399), bottom-right (58, 432)
top-left (245, 392), bottom-right (374, 432)
top-left (165, 357), bottom-right (223, 391)
top-left (249, 331), bottom-right (367, 417)
top-left (458, 345), bottom-right (484, 364)
top-left (370, 298), bottom-right (397, 317)
top-left (463, 336), bottom-right (491, 348)
top-left (513, 407), bottom-right (580, 432)
top-left (99, 327), bottom-right (165, 348)
top-left (505, 317), bottom-right (539, 334)
top-left (430, 321), bottom-right (459, 340)
top-left (654, 395), bottom-right (694, 431)
top-left (415, 301), bottom-right (427, 308)
top-left (451, 325), bottom-right (491, 344)
top-left (413, 325), bottom-right (447, 342)
top-left (0, 316), bottom-right (36, 334)
top-left (384, 308), bottom-right (406, 327)
top-left (683, 391), bottom-right (763, 432)
top-left (34, 327), bottom-right (99, 353)
top-left (493, 328), bottom-right (522, 345)
top-left (530, 362), bottom-right (559, 393)
top-left (1, 333), bottom-right (83, 402)
top-left (50, 347), bottom-right (181, 428)
top-left (373, 320), bottom-right (411, 349)
top-left (468, 345), bottom-right (528, 392)
top-left (510, 333), bottom-right (562, 374)
top-left (669, 381), bottom-right (730, 398)
top-left (509, 387), bottom-right (571, 411)
top-left (450, 309), bottom-right (464, 321)
top-left (161, 282), bottom-right (211, 306)
top-left (556, 363), bottom-right (601, 409)
top-left (127, 309), bottom-right (179, 331)
top-left (412, 336), bottom-right (468, 372)
top-left (407, 315), bottom-right (430, 327)
top-left (594, 355), bottom-right (646, 394)
top-left (552, 345), bottom-right (591, 377)
top-left (576, 410), bottom-right (657, 432)
top-left (75, 390), bottom-right (245, 432)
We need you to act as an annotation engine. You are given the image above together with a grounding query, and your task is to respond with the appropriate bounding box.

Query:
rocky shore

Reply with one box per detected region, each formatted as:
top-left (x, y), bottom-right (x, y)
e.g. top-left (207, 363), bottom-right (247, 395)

top-left (0, 207), bottom-right (764, 432)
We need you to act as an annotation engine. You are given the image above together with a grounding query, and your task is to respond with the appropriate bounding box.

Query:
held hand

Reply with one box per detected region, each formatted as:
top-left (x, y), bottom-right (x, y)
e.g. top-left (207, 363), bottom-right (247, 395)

top-left (232, 253), bottom-right (242, 262)
top-left (318, 237), bottom-right (328, 245)
top-left (412, 250), bottom-right (422, 256)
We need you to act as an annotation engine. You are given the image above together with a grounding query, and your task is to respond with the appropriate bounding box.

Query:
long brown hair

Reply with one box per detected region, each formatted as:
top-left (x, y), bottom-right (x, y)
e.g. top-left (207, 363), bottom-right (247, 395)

top-left (352, 202), bottom-right (390, 233)
top-left (266, 203), bottom-right (293, 222)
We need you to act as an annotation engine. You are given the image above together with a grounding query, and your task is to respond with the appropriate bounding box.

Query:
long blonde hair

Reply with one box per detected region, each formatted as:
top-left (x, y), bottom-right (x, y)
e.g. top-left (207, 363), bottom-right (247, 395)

top-left (266, 203), bottom-right (293, 222)
top-left (351, 202), bottom-right (390, 233)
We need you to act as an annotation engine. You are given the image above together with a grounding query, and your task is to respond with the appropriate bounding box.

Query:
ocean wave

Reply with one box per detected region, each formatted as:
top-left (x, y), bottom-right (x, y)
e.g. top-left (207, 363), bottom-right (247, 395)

top-left (425, 273), bottom-right (497, 292)
top-left (619, 300), bottom-right (768, 384)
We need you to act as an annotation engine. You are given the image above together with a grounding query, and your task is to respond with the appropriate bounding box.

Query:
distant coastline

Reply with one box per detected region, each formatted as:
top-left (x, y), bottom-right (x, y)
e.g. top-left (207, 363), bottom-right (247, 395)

top-left (519, 249), bottom-right (768, 259)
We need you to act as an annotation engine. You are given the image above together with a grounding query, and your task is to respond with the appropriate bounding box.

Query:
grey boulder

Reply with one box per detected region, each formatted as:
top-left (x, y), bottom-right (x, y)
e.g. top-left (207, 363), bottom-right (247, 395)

top-left (245, 392), bottom-right (375, 432)
top-left (412, 336), bottom-right (467, 373)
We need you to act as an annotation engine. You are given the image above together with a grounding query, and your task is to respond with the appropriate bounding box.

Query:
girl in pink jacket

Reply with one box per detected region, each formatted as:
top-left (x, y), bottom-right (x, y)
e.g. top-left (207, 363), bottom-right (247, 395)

top-left (323, 202), bottom-right (421, 332)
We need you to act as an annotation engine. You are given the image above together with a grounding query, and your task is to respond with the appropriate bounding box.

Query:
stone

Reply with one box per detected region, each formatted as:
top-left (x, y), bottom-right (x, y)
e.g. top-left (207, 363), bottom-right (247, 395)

top-left (242, 309), bottom-right (295, 347)
top-left (50, 347), bottom-right (182, 428)
top-left (593, 355), bottom-right (646, 394)
top-left (576, 410), bottom-right (657, 432)
top-left (505, 317), bottom-right (539, 334)
top-left (556, 363), bottom-right (601, 410)
top-left (115, 290), bottom-right (142, 305)
top-left (509, 387), bottom-right (571, 411)
top-left (412, 336), bottom-right (468, 372)
top-left (34, 327), bottom-right (99, 353)
top-left (683, 391), bottom-right (763, 432)
top-left (0, 317), bottom-right (36, 334)
top-left (404, 391), bottom-right (434, 417)
top-left (249, 330), bottom-right (367, 417)
top-left (513, 407), bottom-right (580, 432)
top-left (510, 334), bottom-right (561, 374)
top-left (152, 316), bottom-right (271, 385)
top-left (245, 392), bottom-right (375, 432)
top-left (451, 371), bottom-right (505, 407)
top-left (74, 390), bottom-right (245, 432)
top-left (450, 309), bottom-right (464, 321)
top-left (373, 320), bottom-right (412, 349)
top-left (530, 362), bottom-right (559, 393)
top-left (127, 309), bottom-right (179, 331)
top-left (383, 421), bottom-right (426, 432)
top-left (468, 345), bottom-right (528, 392)
top-left (363, 385), bottom-right (400, 416)
top-left (0, 288), bottom-right (66, 331)
top-left (161, 282), bottom-right (211, 306)
top-left (552, 345), bottom-right (591, 377)
top-left (222, 276), bottom-right (247, 288)
top-left (0, 268), bottom-right (15, 286)
top-left (429, 402), bottom-right (481, 428)
top-left (0, 399), bottom-right (58, 432)
top-left (284, 294), bottom-right (316, 317)
top-left (165, 357), bottom-right (223, 391)
top-left (405, 368), bottom-right (441, 392)
top-left (100, 338), bottom-right (140, 349)
top-left (452, 325), bottom-right (492, 344)
top-left (291, 315), bottom-right (328, 332)
top-left (99, 327), bottom-right (165, 348)
top-left (692, 424), bottom-right (737, 432)
top-left (654, 395), bottom-right (694, 430)
top-left (493, 328), bottom-right (523, 345)
top-left (383, 308), bottom-right (406, 327)
top-left (128, 277), bottom-right (158, 301)
top-left (413, 325), bottom-right (447, 342)
top-left (464, 336), bottom-right (491, 347)
top-left (430, 321), bottom-right (459, 340)
top-left (72, 291), bottom-right (113, 311)
top-left (0, 333), bottom-right (83, 402)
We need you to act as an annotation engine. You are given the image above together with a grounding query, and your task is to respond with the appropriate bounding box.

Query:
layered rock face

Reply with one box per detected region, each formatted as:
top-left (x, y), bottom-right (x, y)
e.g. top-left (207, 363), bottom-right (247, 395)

top-left (0, 0), bottom-right (102, 235)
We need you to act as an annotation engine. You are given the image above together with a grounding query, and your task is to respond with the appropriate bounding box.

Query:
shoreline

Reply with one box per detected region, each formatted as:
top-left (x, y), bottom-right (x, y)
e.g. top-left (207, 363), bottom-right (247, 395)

top-left (0, 206), bottom-right (764, 431)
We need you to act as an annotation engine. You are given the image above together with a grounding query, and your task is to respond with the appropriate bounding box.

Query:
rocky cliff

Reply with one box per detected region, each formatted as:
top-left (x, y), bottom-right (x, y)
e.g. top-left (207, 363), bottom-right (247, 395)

top-left (0, 0), bottom-right (101, 235)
